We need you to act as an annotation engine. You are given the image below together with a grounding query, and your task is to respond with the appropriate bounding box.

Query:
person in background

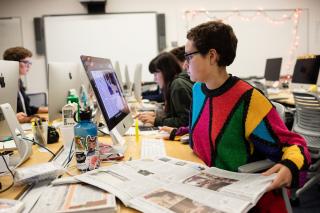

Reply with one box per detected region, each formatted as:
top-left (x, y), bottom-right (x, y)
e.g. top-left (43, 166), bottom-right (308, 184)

top-left (136, 52), bottom-right (193, 127)
top-left (179, 20), bottom-right (310, 211)
top-left (169, 45), bottom-right (187, 70)
top-left (3, 47), bottom-right (48, 123)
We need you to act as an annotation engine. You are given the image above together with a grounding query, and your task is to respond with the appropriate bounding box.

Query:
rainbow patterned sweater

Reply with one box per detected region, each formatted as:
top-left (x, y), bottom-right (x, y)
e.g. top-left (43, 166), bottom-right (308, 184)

top-left (190, 76), bottom-right (310, 186)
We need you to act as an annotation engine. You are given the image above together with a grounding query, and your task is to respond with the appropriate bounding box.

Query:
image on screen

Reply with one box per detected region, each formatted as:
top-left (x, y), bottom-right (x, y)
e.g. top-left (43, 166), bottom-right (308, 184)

top-left (264, 58), bottom-right (282, 81)
top-left (81, 56), bottom-right (130, 132)
top-left (292, 56), bottom-right (320, 85)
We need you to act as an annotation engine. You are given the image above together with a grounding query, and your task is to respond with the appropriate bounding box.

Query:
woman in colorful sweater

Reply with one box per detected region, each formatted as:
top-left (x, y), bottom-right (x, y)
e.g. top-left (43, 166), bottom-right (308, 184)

top-left (166, 21), bottom-right (310, 211)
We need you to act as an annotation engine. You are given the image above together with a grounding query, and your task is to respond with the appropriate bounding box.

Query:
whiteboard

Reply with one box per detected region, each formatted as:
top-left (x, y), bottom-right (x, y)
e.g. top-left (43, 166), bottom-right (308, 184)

top-left (0, 17), bottom-right (23, 56)
top-left (180, 10), bottom-right (309, 78)
top-left (44, 13), bottom-right (159, 82)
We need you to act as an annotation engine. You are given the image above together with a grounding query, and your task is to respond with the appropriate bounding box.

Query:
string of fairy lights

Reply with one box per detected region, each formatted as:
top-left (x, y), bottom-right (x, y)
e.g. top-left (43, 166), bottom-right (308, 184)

top-left (183, 8), bottom-right (307, 74)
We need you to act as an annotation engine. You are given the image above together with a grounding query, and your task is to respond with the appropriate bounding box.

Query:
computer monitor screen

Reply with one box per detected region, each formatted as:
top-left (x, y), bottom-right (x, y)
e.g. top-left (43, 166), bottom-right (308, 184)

top-left (0, 60), bottom-right (19, 139)
top-left (291, 56), bottom-right (320, 85)
top-left (124, 65), bottom-right (132, 94)
top-left (264, 58), bottom-right (282, 81)
top-left (80, 55), bottom-right (133, 135)
top-left (113, 61), bottom-right (124, 92)
top-left (48, 62), bottom-right (81, 122)
top-left (133, 64), bottom-right (142, 102)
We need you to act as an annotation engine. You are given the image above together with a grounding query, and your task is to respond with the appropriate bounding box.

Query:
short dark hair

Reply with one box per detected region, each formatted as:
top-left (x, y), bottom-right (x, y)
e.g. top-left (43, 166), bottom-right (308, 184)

top-left (148, 52), bottom-right (182, 112)
top-left (3, 46), bottom-right (32, 61)
top-left (170, 46), bottom-right (185, 63)
top-left (187, 21), bottom-right (237, 67)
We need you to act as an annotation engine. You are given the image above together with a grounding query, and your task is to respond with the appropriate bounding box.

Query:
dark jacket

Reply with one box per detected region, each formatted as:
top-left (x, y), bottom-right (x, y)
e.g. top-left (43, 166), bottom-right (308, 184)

top-left (154, 71), bottom-right (193, 127)
top-left (17, 79), bottom-right (38, 115)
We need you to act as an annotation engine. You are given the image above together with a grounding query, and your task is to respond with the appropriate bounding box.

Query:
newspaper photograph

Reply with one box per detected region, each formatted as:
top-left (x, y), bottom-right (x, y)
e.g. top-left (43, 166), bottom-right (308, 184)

top-left (130, 184), bottom-right (252, 213)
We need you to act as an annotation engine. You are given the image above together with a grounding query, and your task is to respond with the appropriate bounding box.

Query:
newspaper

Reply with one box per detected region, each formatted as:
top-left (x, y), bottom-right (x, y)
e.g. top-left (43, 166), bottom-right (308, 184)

top-left (75, 157), bottom-right (275, 213)
top-left (29, 183), bottom-right (116, 213)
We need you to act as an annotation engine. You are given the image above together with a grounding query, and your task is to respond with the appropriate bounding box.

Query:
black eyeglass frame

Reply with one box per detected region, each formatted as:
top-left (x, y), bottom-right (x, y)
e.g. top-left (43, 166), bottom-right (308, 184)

top-left (184, 51), bottom-right (200, 63)
top-left (19, 60), bottom-right (32, 66)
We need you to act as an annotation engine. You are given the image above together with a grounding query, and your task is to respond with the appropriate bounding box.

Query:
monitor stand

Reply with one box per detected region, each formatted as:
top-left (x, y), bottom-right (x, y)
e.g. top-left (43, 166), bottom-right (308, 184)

top-left (110, 128), bottom-right (126, 154)
top-left (0, 103), bottom-right (32, 168)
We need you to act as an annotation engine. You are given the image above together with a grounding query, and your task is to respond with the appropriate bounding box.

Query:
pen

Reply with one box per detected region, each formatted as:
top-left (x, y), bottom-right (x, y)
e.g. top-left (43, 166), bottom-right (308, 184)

top-left (135, 119), bottom-right (139, 140)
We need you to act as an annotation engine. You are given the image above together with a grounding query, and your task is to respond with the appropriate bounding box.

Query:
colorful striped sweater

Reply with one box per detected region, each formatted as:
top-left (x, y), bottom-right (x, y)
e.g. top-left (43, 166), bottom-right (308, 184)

top-left (190, 76), bottom-right (310, 186)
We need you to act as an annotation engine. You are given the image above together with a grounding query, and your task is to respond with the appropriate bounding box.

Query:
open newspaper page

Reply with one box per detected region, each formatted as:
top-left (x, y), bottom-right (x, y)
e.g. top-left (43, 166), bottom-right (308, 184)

top-left (29, 183), bottom-right (116, 213)
top-left (75, 157), bottom-right (275, 213)
top-left (75, 157), bottom-right (207, 206)
top-left (130, 183), bottom-right (252, 213)
top-left (180, 167), bottom-right (276, 205)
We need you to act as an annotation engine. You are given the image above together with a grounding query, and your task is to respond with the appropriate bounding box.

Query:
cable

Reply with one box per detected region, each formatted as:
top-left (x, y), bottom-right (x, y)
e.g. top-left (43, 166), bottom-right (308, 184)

top-left (22, 137), bottom-right (56, 157)
top-left (66, 138), bottom-right (74, 166)
top-left (0, 154), bottom-right (14, 193)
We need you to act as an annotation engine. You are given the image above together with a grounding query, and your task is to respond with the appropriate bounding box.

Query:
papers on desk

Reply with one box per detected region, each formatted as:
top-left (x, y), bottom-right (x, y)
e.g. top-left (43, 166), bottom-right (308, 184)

top-left (75, 157), bottom-right (275, 213)
top-left (266, 87), bottom-right (280, 94)
top-left (29, 183), bottom-right (116, 213)
top-left (0, 139), bottom-right (17, 151)
top-left (0, 199), bottom-right (24, 213)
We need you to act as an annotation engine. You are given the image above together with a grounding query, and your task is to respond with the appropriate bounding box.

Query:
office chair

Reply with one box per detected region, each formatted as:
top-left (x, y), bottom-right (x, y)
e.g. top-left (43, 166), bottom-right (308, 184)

top-left (27, 92), bottom-right (47, 107)
top-left (290, 91), bottom-right (320, 204)
top-left (238, 101), bottom-right (292, 212)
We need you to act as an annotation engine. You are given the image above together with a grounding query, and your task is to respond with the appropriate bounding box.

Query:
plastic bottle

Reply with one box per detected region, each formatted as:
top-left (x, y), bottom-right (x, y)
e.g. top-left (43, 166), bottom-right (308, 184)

top-left (74, 108), bottom-right (100, 171)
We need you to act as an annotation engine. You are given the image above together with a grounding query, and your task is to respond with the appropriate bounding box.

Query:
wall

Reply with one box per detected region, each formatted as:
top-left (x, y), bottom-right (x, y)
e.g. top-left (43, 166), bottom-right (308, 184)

top-left (0, 0), bottom-right (319, 93)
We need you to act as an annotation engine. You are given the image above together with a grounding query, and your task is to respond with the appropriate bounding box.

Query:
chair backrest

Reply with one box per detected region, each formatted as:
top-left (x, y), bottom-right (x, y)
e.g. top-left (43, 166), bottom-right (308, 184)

top-left (27, 92), bottom-right (47, 107)
top-left (293, 92), bottom-right (320, 133)
top-left (271, 101), bottom-right (285, 122)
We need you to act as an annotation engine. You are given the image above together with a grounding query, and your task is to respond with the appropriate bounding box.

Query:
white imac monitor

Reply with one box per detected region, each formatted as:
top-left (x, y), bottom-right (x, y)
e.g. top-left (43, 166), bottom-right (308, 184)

top-left (124, 65), bottom-right (132, 95)
top-left (0, 103), bottom-right (32, 168)
top-left (113, 61), bottom-right (124, 92)
top-left (264, 58), bottom-right (282, 87)
top-left (291, 56), bottom-right (320, 91)
top-left (0, 60), bottom-right (19, 140)
top-left (133, 63), bottom-right (142, 102)
top-left (80, 55), bottom-right (133, 137)
top-left (48, 62), bottom-right (81, 122)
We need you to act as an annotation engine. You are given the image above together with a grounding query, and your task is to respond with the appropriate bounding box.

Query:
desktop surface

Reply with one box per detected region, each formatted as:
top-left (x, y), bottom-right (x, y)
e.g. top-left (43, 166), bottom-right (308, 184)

top-left (0, 130), bottom-right (202, 203)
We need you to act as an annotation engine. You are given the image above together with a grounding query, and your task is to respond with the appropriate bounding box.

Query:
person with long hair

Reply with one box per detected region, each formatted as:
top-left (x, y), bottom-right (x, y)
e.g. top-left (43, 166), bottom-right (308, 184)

top-left (136, 52), bottom-right (193, 127)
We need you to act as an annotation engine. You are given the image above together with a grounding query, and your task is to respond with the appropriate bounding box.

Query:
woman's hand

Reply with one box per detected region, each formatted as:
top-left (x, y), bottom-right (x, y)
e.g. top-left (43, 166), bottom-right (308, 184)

top-left (262, 163), bottom-right (292, 192)
top-left (159, 126), bottom-right (174, 134)
top-left (136, 111), bottom-right (156, 125)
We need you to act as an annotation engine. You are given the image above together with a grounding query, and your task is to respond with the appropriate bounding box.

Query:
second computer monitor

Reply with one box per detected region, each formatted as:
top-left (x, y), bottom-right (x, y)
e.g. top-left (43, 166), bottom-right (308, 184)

top-left (292, 56), bottom-right (320, 87)
top-left (48, 62), bottom-right (81, 122)
top-left (80, 55), bottom-right (133, 136)
top-left (264, 58), bottom-right (282, 82)
top-left (0, 60), bottom-right (19, 139)
top-left (133, 63), bottom-right (142, 102)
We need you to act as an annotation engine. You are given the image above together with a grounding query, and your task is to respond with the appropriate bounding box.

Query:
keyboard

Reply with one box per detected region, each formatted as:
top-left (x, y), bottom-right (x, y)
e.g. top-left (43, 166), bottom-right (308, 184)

top-left (139, 126), bottom-right (159, 131)
top-left (140, 139), bottom-right (166, 158)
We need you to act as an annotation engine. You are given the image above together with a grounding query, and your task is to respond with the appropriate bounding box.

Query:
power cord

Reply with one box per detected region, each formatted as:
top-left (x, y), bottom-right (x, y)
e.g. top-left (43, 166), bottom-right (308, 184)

top-left (66, 138), bottom-right (74, 166)
top-left (22, 137), bottom-right (56, 157)
top-left (0, 154), bottom-right (14, 193)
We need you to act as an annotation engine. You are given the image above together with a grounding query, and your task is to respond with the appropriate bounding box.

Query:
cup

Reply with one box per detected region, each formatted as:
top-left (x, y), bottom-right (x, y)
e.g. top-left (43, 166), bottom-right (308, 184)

top-left (32, 121), bottom-right (48, 147)
top-left (59, 125), bottom-right (75, 150)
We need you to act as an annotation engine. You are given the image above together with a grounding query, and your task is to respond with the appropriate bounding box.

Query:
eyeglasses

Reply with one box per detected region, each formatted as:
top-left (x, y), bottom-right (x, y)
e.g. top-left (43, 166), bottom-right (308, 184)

top-left (184, 51), bottom-right (200, 63)
top-left (19, 60), bottom-right (32, 66)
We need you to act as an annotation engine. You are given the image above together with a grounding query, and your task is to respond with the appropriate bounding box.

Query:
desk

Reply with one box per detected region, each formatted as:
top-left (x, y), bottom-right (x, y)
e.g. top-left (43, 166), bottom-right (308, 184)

top-left (0, 141), bottom-right (63, 199)
top-left (0, 133), bottom-right (202, 212)
top-left (268, 89), bottom-right (295, 107)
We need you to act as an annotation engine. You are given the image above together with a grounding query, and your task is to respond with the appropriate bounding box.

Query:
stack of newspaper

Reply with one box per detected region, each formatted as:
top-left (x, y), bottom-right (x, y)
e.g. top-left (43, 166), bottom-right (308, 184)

top-left (74, 157), bottom-right (275, 213)
top-left (30, 183), bottom-right (117, 213)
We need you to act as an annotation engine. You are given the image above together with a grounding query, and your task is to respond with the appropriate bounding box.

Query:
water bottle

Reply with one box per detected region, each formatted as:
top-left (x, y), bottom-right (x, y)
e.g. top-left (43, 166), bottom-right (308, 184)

top-left (74, 108), bottom-right (100, 171)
